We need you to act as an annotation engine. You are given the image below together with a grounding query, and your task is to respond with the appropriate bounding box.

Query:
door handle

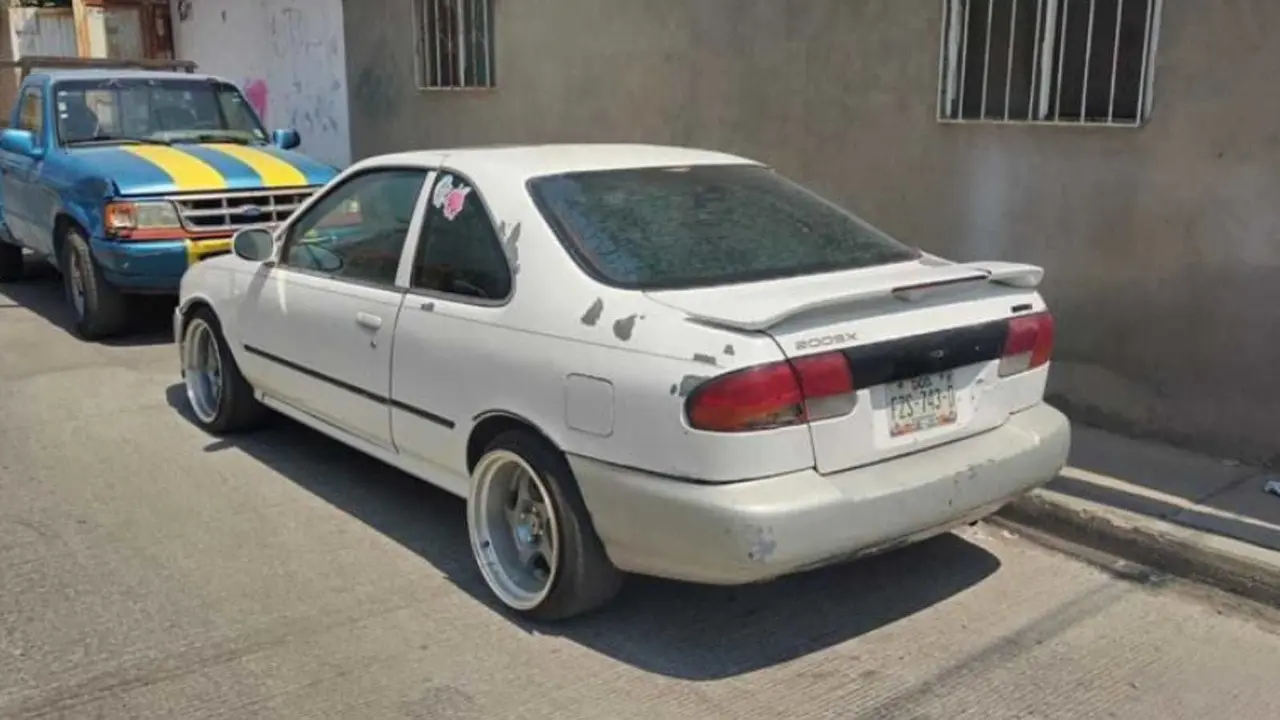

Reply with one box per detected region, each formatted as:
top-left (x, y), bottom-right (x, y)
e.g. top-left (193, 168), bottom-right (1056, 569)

top-left (355, 312), bottom-right (383, 330)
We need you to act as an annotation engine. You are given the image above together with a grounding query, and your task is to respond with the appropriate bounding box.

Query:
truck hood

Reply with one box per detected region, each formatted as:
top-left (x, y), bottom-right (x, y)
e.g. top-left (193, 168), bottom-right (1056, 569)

top-left (66, 143), bottom-right (338, 196)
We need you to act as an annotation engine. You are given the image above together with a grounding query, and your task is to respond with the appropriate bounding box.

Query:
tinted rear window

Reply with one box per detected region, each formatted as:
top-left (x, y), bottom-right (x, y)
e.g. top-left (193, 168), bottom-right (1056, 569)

top-left (528, 164), bottom-right (919, 290)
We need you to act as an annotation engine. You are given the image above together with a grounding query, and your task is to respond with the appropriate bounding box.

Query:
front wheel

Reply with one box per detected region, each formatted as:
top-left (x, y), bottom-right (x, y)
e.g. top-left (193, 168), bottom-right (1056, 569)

top-left (60, 228), bottom-right (126, 340)
top-left (181, 308), bottom-right (268, 434)
top-left (468, 430), bottom-right (622, 621)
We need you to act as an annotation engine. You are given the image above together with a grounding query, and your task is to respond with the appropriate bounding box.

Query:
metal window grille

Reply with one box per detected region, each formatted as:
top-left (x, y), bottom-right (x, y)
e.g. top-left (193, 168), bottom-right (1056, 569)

top-left (938, 0), bottom-right (1162, 126)
top-left (414, 0), bottom-right (495, 90)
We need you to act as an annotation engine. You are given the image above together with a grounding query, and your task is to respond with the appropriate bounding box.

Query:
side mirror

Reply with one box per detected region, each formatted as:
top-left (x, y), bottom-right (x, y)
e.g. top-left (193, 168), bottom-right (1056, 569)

top-left (270, 128), bottom-right (301, 151)
top-left (0, 128), bottom-right (42, 159)
top-left (232, 227), bottom-right (275, 263)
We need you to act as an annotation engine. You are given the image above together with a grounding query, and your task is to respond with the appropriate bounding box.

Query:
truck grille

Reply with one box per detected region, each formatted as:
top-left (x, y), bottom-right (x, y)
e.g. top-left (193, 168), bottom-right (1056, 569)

top-left (174, 187), bottom-right (318, 233)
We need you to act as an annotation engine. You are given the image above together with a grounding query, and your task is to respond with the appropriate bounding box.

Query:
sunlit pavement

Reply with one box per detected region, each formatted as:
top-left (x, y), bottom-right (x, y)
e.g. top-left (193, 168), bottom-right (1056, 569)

top-left (2, 269), bottom-right (1278, 720)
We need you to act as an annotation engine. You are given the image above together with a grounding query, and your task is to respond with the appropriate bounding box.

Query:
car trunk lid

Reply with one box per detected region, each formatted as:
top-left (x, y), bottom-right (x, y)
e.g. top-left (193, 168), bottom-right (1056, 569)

top-left (651, 258), bottom-right (1052, 473)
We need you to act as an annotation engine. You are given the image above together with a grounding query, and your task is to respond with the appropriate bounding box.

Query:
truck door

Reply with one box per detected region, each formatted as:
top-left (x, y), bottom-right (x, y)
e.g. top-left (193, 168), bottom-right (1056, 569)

top-left (0, 87), bottom-right (46, 250)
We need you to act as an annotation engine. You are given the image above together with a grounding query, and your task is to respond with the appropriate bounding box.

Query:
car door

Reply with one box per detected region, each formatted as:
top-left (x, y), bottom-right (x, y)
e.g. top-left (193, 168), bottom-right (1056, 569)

top-left (0, 87), bottom-right (45, 248)
top-left (237, 166), bottom-right (432, 449)
top-left (389, 170), bottom-right (515, 487)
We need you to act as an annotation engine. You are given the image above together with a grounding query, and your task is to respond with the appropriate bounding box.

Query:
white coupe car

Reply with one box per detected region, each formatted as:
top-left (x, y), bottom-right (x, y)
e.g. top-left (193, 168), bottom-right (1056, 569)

top-left (175, 144), bottom-right (1070, 620)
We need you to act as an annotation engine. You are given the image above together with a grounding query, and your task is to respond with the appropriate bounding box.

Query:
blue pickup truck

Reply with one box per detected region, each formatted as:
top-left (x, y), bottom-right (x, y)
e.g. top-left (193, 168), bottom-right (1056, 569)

top-left (0, 66), bottom-right (339, 339)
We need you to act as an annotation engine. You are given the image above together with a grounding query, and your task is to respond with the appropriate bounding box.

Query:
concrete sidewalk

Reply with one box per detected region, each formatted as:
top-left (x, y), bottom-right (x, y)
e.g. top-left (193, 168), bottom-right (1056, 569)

top-left (996, 422), bottom-right (1280, 606)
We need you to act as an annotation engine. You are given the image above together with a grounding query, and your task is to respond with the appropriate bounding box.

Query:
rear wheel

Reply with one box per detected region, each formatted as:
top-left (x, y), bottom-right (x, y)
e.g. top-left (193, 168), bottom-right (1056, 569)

top-left (60, 228), bottom-right (126, 340)
top-left (181, 307), bottom-right (268, 435)
top-left (0, 242), bottom-right (22, 282)
top-left (468, 430), bottom-right (622, 621)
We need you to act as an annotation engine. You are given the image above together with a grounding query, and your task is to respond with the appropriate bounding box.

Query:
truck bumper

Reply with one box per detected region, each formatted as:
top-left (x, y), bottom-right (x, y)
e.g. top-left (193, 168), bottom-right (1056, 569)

top-left (90, 236), bottom-right (232, 293)
top-left (569, 403), bottom-right (1070, 586)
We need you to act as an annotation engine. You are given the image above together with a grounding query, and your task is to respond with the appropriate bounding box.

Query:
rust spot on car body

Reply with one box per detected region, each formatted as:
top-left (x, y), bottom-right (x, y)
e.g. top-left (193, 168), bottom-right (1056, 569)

top-left (498, 221), bottom-right (522, 274)
top-left (746, 525), bottom-right (778, 562)
top-left (673, 374), bottom-right (710, 397)
top-left (613, 314), bottom-right (639, 341)
top-left (580, 298), bottom-right (604, 326)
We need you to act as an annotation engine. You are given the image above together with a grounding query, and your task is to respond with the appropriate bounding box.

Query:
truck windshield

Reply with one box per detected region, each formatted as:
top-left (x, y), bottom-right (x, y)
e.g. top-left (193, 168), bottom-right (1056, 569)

top-left (54, 78), bottom-right (268, 147)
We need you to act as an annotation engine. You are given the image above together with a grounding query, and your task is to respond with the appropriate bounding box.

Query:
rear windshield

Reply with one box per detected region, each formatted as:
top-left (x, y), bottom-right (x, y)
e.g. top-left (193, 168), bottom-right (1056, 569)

top-left (528, 164), bottom-right (919, 290)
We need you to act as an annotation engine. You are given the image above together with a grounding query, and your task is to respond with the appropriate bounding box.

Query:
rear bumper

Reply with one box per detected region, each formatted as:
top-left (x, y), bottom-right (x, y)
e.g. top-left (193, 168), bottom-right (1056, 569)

top-left (569, 403), bottom-right (1070, 585)
top-left (90, 236), bottom-right (231, 292)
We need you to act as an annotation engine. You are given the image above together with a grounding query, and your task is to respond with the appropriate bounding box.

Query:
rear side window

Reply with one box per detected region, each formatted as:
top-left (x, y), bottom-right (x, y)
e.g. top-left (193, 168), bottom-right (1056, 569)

top-left (528, 164), bottom-right (919, 290)
top-left (411, 172), bottom-right (512, 301)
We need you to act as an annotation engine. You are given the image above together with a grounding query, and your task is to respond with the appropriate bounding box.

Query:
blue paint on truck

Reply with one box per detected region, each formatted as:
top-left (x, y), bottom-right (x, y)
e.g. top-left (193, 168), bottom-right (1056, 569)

top-left (0, 69), bottom-right (339, 340)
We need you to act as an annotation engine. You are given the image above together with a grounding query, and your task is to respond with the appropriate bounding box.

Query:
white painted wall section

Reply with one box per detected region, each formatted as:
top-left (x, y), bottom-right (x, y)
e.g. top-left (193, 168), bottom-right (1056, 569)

top-left (169, 0), bottom-right (352, 168)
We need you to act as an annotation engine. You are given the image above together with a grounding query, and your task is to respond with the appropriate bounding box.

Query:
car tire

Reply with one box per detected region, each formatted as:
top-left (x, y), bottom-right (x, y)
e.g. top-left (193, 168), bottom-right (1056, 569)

top-left (0, 241), bottom-right (22, 282)
top-left (468, 430), bottom-right (623, 621)
top-left (61, 227), bottom-right (127, 340)
top-left (180, 307), bottom-right (269, 435)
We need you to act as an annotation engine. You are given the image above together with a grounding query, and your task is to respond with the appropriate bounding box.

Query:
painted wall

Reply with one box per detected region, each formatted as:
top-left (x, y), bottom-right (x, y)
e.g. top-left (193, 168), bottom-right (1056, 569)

top-left (170, 0), bottom-right (351, 167)
top-left (343, 0), bottom-right (1280, 464)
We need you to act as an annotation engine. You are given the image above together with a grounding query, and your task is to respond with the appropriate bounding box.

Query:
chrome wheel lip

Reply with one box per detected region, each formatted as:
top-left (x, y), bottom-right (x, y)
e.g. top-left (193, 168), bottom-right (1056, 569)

top-left (182, 319), bottom-right (223, 425)
top-left (468, 450), bottom-right (560, 612)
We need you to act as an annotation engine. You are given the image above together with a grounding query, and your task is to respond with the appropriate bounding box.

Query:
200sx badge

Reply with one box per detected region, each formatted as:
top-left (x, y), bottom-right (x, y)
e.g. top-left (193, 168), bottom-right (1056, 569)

top-left (795, 330), bottom-right (859, 352)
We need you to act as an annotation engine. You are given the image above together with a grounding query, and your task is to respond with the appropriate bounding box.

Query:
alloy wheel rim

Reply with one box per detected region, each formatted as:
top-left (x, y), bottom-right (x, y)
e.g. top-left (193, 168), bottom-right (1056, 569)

top-left (183, 320), bottom-right (223, 424)
top-left (469, 450), bottom-right (560, 611)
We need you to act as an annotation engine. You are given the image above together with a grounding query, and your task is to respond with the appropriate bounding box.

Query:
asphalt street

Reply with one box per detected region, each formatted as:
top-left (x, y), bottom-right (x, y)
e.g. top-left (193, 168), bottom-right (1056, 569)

top-left (2, 266), bottom-right (1278, 719)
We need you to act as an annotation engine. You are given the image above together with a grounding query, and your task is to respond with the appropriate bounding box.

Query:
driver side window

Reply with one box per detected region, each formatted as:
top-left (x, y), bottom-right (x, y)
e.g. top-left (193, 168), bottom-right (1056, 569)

top-left (18, 89), bottom-right (43, 137)
top-left (282, 169), bottom-right (429, 286)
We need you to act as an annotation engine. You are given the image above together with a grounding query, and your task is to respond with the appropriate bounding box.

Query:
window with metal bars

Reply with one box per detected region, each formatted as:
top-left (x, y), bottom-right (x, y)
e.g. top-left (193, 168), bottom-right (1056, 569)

top-left (414, 0), bottom-right (496, 90)
top-left (937, 0), bottom-right (1162, 126)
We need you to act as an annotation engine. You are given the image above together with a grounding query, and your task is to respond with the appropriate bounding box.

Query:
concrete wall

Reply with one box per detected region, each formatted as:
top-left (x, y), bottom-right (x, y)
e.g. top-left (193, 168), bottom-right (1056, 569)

top-left (171, 0), bottom-right (351, 167)
top-left (343, 0), bottom-right (1280, 464)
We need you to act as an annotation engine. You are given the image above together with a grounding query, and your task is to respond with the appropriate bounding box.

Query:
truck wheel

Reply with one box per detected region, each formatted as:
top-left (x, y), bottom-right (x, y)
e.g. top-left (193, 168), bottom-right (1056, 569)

top-left (61, 228), bottom-right (126, 340)
top-left (468, 430), bottom-right (623, 621)
top-left (180, 306), bottom-right (268, 434)
top-left (0, 242), bottom-right (21, 282)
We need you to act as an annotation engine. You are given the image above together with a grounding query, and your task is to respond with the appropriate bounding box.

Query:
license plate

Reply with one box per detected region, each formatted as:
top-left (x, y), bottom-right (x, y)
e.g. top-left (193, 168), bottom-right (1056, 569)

top-left (887, 370), bottom-right (958, 437)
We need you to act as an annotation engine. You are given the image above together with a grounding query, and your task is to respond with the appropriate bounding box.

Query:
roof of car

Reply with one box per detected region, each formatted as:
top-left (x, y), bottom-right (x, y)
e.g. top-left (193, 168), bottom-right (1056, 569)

top-left (364, 144), bottom-right (761, 178)
top-left (32, 69), bottom-right (228, 84)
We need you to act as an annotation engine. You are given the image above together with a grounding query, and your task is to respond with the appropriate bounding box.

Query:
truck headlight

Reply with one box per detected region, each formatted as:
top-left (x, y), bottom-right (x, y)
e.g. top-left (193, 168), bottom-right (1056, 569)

top-left (105, 200), bottom-right (183, 238)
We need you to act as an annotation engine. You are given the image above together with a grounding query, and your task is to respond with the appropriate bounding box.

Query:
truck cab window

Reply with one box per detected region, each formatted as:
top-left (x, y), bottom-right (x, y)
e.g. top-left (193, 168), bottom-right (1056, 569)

top-left (17, 89), bottom-right (42, 136)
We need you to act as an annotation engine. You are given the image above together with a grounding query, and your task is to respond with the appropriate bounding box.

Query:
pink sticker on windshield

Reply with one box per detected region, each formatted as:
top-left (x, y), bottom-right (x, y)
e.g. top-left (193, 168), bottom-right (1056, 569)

top-left (442, 186), bottom-right (472, 221)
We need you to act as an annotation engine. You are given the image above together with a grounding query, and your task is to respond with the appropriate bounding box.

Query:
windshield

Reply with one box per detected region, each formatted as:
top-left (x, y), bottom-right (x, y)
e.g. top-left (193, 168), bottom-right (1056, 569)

top-left (529, 164), bottom-right (920, 290)
top-left (54, 77), bottom-right (268, 146)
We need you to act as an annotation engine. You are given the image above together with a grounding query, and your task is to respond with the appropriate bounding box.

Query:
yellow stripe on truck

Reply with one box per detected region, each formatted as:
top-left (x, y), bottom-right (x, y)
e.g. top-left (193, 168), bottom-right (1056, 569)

top-left (121, 146), bottom-right (227, 191)
top-left (205, 144), bottom-right (309, 188)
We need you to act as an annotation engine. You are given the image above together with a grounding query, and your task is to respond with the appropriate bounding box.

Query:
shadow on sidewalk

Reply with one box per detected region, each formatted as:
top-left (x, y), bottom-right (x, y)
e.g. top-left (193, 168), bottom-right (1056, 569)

top-left (0, 259), bottom-right (174, 347)
top-left (165, 383), bottom-right (1004, 681)
top-left (1047, 425), bottom-right (1280, 555)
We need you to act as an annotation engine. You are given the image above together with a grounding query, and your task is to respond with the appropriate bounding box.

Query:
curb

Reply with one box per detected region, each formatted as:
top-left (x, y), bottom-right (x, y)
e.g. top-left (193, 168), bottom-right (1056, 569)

top-left (994, 489), bottom-right (1280, 608)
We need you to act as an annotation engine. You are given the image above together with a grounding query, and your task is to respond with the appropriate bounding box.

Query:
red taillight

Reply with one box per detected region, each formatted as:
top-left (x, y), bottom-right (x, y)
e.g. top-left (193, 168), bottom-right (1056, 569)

top-left (685, 352), bottom-right (855, 433)
top-left (1000, 311), bottom-right (1055, 377)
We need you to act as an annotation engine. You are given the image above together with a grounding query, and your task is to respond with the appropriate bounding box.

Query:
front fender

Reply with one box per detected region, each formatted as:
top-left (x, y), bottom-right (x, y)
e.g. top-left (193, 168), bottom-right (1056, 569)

top-left (178, 260), bottom-right (243, 355)
top-left (47, 171), bottom-right (115, 240)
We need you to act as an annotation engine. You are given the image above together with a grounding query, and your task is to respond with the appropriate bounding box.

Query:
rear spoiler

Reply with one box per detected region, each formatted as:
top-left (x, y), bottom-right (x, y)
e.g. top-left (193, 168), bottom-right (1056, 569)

top-left (679, 261), bottom-right (1045, 332)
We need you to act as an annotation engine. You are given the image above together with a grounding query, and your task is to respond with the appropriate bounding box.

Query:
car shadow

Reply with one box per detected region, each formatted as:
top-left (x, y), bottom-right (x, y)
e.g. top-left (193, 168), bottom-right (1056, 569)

top-left (164, 384), bottom-right (1003, 681)
top-left (0, 259), bottom-right (175, 347)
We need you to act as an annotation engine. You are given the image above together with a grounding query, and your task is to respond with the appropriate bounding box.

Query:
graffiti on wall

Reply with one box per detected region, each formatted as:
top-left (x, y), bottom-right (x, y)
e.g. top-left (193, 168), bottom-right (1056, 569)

top-left (265, 2), bottom-right (349, 164)
top-left (243, 78), bottom-right (269, 124)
